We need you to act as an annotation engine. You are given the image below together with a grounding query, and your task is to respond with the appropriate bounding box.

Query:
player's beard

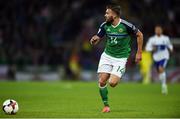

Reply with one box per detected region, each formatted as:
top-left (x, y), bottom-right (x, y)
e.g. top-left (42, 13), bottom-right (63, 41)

top-left (105, 16), bottom-right (114, 23)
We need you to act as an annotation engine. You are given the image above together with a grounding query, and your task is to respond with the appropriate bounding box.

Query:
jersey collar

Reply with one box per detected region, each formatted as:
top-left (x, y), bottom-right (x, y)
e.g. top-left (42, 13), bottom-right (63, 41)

top-left (111, 18), bottom-right (121, 28)
top-left (155, 34), bottom-right (163, 38)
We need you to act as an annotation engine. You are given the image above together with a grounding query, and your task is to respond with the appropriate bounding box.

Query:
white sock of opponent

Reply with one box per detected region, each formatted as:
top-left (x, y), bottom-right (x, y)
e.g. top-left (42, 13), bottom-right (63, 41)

top-left (159, 72), bottom-right (166, 86)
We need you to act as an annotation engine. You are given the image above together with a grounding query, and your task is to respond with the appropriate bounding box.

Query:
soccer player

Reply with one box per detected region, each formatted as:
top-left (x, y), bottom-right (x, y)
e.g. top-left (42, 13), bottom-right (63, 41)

top-left (146, 25), bottom-right (173, 95)
top-left (90, 4), bottom-right (143, 112)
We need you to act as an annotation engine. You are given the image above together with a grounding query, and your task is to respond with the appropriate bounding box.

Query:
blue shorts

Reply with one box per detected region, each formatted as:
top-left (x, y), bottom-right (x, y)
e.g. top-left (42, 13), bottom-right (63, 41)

top-left (154, 59), bottom-right (168, 70)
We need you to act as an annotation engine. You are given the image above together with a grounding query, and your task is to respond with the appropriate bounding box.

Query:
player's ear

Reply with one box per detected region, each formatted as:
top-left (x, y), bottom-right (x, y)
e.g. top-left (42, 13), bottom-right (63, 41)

top-left (113, 16), bottom-right (118, 19)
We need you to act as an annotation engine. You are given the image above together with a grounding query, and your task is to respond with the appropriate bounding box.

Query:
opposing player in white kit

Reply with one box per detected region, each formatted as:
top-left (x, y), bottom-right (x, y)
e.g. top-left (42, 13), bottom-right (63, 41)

top-left (146, 25), bottom-right (173, 94)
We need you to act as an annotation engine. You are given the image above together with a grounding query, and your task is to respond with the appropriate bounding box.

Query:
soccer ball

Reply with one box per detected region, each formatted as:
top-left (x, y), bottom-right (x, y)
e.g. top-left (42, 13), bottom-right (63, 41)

top-left (2, 99), bottom-right (19, 114)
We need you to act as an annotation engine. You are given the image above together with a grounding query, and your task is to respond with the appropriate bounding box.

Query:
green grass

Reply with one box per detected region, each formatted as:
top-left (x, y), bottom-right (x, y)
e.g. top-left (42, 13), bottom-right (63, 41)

top-left (0, 81), bottom-right (180, 118)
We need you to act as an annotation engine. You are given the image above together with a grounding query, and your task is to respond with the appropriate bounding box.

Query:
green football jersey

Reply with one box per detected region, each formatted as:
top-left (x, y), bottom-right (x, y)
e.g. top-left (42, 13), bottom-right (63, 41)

top-left (97, 19), bottom-right (139, 58)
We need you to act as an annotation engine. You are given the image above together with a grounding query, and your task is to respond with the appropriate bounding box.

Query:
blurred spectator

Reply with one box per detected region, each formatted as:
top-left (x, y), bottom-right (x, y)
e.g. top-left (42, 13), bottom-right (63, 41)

top-left (0, 0), bottom-right (179, 80)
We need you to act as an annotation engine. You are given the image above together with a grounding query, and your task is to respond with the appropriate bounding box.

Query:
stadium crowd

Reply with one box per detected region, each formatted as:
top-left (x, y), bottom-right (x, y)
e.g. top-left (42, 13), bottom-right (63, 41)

top-left (0, 0), bottom-right (179, 78)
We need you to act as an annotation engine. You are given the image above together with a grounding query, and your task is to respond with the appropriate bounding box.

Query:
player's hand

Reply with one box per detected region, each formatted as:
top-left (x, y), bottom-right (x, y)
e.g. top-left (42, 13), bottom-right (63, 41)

top-left (135, 52), bottom-right (142, 64)
top-left (152, 45), bottom-right (157, 52)
top-left (90, 35), bottom-right (100, 45)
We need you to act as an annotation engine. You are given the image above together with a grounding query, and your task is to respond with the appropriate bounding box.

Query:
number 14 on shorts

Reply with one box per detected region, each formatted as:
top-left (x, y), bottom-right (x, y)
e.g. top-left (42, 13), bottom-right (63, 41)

top-left (116, 66), bottom-right (125, 74)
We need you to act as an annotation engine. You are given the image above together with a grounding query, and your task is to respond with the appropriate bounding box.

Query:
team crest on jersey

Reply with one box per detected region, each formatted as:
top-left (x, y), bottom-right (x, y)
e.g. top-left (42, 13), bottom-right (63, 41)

top-left (119, 28), bottom-right (123, 32)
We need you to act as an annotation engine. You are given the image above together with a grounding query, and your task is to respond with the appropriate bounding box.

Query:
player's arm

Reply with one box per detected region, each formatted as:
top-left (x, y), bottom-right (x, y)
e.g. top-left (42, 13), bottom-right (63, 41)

top-left (122, 20), bottom-right (143, 63)
top-left (167, 37), bottom-right (173, 53)
top-left (135, 30), bottom-right (143, 63)
top-left (90, 22), bottom-right (106, 45)
top-left (145, 38), bottom-right (155, 52)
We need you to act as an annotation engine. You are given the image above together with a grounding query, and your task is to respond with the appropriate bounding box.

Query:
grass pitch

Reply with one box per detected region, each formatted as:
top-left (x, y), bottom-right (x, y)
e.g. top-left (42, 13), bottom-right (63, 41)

top-left (0, 81), bottom-right (180, 118)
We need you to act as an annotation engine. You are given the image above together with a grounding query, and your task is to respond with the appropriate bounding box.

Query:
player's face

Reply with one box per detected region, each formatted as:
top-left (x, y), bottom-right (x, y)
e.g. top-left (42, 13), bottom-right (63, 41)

top-left (104, 9), bottom-right (114, 22)
top-left (155, 26), bottom-right (163, 36)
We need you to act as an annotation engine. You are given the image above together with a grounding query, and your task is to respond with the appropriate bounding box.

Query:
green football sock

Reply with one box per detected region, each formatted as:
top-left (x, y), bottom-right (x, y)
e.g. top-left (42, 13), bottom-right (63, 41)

top-left (99, 86), bottom-right (109, 106)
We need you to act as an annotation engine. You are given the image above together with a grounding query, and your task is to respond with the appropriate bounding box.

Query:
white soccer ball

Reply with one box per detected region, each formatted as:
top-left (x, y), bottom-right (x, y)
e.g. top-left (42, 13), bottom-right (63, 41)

top-left (2, 99), bottom-right (19, 114)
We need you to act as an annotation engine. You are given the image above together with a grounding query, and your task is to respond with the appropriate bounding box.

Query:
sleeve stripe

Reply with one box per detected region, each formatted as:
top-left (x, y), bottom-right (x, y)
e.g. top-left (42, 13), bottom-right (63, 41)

top-left (100, 22), bottom-right (106, 27)
top-left (121, 19), bottom-right (139, 34)
top-left (121, 19), bottom-right (133, 28)
top-left (97, 22), bottom-right (106, 38)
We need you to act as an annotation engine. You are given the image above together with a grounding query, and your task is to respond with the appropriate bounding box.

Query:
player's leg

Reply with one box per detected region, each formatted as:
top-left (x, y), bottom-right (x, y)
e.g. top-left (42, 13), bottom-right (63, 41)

top-left (109, 58), bottom-right (127, 87)
top-left (158, 66), bottom-right (168, 94)
top-left (97, 53), bottom-right (112, 112)
top-left (109, 74), bottom-right (120, 87)
top-left (98, 72), bottom-right (111, 112)
top-left (98, 73), bottom-right (110, 107)
top-left (156, 59), bottom-right (168, 94)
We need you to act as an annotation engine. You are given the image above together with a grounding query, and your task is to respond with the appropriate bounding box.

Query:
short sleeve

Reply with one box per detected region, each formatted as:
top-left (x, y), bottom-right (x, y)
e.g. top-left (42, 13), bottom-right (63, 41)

top-left (145, 38), bottom-right (153, 51)
top-left (97, 22), bottom-right (106, 38)
top-left (121, 19), bottom-right (139, 34)
top-left (166, 37), bottom-right (173, 51)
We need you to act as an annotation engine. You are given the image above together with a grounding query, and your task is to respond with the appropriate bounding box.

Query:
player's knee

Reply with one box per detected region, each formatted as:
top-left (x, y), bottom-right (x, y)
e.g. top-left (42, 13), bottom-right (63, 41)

top-left (158, 67), bottom-right (165, 73)
top-left (99, 78), bottom-right (107, 87)
top-left (109, 81), bottom-right (118, 87)
top-left (98, 74), bottom-right (109, 87)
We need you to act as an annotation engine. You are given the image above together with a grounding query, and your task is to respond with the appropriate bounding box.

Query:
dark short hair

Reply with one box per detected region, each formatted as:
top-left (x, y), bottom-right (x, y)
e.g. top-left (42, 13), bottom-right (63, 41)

top-left (106, 4), bottom-right (121, 16)
top-left (155, 24), bottom-right (163, 28)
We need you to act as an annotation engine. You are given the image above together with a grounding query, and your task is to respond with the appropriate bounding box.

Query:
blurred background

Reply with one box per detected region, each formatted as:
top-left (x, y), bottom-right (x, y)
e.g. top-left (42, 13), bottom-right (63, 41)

top-left (0, 0), bottom-right (180, 83)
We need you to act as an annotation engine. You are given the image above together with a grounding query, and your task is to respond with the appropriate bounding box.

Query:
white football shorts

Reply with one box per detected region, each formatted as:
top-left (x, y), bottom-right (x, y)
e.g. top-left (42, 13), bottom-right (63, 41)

top-left (97, 52), bottom-right (127, 78)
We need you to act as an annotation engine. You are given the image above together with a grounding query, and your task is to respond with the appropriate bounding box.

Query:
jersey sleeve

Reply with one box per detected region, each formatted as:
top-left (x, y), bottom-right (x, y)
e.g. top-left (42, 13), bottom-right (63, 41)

top-left (96, 22), bottom-right (106, 38)
top-left (145, 38), bottom-right (153, 52)
top-left (166, 37), bottom-right (173, 51)
top-left (121, 19), bottom-right (139, 35)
